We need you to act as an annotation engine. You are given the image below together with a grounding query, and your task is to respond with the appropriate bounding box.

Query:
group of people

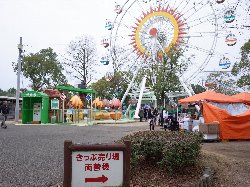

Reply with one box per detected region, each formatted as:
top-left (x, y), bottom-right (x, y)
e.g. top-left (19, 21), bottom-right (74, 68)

top-left (139, 106), bottom-right (159, 130)
top-left (139, 105), bottom-right (179, 131)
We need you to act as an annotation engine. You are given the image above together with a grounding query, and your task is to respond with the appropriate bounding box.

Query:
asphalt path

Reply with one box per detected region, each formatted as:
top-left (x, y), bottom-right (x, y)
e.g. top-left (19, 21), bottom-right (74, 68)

top-left (0, 122), bottom-right (149, 187)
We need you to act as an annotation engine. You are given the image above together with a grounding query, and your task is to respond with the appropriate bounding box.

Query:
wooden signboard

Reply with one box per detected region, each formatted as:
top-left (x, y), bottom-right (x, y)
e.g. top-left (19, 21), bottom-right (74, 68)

top-left (63, 140), bottom-right (131, 187)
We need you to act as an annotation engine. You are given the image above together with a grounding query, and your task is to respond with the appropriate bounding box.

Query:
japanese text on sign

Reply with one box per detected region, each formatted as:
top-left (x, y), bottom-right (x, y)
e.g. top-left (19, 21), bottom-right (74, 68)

top-left (72, 151), bottom-right (123, 187)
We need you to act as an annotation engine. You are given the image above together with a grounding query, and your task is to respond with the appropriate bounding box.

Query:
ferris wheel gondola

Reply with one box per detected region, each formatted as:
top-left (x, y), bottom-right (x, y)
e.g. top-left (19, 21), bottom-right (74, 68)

top-left (105, 19), bottom-right (113, 30)
top-left (225, 33), bottom-right (237, 46)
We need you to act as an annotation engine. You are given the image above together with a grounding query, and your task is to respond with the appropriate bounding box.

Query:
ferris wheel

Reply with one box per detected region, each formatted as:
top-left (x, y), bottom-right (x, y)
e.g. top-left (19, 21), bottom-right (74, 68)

top-left (107, 0), bottom-right (222, 84)
top-left (100, 0), bottom-right (250, 88)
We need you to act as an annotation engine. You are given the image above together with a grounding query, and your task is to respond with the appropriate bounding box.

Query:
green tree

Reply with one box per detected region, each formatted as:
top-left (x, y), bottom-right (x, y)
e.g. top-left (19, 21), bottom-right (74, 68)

top-left (138, 47), bottom-right (190, 105)
top-left (91, 78), bottom-right (111, 99)
top-left (205, 72), bottom-right (238, 95)
top-left (191, 84), bottom-right (206, 94)
top-left (91, 71), bottom-right (132, 101)
top-left (0, 88), bottom-right (7, 96)
top-left (231, 39), bottom-right (250, 90)
top-left (13, 47), bottom-right (67, 91)
top-left (7, 87), bottom-right (16, 97)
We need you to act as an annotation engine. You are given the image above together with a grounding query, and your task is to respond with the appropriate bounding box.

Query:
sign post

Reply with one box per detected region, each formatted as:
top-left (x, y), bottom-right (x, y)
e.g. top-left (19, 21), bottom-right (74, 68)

top-left (60, 93), bottom-right (67, 123)
top-left (64, 140), bottom-right (131, 187)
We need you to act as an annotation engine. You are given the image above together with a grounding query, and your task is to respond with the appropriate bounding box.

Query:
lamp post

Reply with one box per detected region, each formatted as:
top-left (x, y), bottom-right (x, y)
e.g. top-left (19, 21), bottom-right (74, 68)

top-left (15, 37), bottom-right (23, 122)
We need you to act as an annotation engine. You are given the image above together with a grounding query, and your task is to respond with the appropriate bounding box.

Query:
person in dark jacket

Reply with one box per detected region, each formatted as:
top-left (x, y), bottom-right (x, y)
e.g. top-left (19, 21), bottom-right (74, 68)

top-left (0, 102), bottom-right (9, 129)
top-left (139, 108), bottom-right (144, 122)
top-left (148, 108), bottom-right (155, 130)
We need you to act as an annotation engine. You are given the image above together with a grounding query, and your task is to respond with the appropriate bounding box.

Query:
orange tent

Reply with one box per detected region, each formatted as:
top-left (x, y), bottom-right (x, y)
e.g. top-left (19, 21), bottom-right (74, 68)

top-left (203, 102), bottom-right (250, 140)
top-left (178, 91), bottom-right (250, 140)
top-left (232, 92), bottom-right (250, 105)
top-left (178, 90), bottom-right (243, 104)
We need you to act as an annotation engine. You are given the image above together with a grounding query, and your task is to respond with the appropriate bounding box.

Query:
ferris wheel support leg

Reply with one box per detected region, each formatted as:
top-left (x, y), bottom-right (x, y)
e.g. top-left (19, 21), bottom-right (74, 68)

top-left (121, 64), bottom-right (140, 105)
top-left (125, 104), bottom-right (131, 118)
top-left (179, 76), bottom-right (200, 112)
top-left (134, 75), bottom-right (147, 119)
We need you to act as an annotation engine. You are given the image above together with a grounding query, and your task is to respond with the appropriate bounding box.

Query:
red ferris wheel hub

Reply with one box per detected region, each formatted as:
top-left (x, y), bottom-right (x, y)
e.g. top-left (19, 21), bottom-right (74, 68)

top-left (149, 28), bottom-right (158, 36)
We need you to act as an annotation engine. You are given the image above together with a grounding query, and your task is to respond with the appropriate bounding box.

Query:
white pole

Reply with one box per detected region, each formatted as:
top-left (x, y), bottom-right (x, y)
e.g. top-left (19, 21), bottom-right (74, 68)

top-left (134, 75), bottom-right (147, 119)
top-left (121, 63), bottom-right (141, 105)
top-left (179, 76), bottom-right (200, 111)
top-left (62, 99), bottom-right (65, 123)
top-left (15, 37), bottom-right (23, 122)
top-left (90, 93), bottom-right (93, 123)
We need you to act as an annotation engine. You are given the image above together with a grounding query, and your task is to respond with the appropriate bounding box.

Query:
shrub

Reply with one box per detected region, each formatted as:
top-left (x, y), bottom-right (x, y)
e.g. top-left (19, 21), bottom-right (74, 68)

top-left (118, 131), bottom-right (203, 171)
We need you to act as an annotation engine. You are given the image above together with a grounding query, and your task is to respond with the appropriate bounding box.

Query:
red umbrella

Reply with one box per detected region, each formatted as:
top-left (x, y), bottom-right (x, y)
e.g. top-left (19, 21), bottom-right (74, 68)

top-left (112, 98), bottom-right (121, 109)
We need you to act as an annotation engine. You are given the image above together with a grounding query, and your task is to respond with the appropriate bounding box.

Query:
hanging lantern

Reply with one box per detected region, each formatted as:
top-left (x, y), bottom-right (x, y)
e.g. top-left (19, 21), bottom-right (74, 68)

top-left (101, 39), bottom-right (109, 48)
top-left (114, 3), bottom-right (122, 14)
top-left (100, 56), bottom-right (109, 65)
top-left (216, 0), bottom-right (225, 4)
top-left (224, 10), bottom-right (235, 23)
top-left (105, 19), bottom-right (113, 30)
top-left (225, 33), bottom-right (237, 46)
top-left (219, 57), bottom-right (231, 69)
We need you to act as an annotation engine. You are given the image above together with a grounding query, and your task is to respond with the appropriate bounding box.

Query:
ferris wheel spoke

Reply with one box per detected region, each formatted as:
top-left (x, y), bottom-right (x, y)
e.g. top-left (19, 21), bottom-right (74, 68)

top-left (183, 1), bottom-right (211, 22)
top-left (176, 0), bottom-right (190, 16)
top-left (187, 13), bottom-right (215, 25)
top-left (182, 43), bottom-right (214, 55)
top-left (187, 16), bottom-right (217, 29)
top-left (136, 0), bottom-right (146, 13)
top-left (180, 0), bottom-right (210, 19)
top-left (187, 31), bottom-right (217, 38)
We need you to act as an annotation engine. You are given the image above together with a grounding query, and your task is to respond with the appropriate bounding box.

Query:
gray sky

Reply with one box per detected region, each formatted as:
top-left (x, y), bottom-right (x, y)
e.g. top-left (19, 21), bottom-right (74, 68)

top-left (0, 0), bottom-right (120, 90)
top-left (0, 0), bottom-right (249, 91)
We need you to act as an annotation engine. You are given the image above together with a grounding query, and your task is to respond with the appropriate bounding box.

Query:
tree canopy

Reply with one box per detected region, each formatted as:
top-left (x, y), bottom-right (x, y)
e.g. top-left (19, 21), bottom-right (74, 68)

top-left (136, 47), bottom-right (190, 105)
top-left (231, 39), bottom-right (250, 91)
top-left (205, 72), bottom-right (239, 95)
top-left (13, 47), bottom-right (67, 91)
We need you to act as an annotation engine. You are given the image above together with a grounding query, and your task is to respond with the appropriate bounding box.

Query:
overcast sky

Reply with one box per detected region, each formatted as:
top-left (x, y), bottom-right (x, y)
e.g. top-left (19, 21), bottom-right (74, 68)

top-left (0, 0), bottom-right (249, 91)
top-left (0, 0), bottom-right (122, 90)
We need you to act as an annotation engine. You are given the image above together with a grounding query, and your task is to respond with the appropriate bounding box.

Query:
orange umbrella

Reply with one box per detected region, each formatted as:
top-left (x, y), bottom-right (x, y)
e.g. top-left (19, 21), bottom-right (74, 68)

top-left (92, 97), bottom-right (103, 108)
top-left (70, 95), bottom-right (83, 108)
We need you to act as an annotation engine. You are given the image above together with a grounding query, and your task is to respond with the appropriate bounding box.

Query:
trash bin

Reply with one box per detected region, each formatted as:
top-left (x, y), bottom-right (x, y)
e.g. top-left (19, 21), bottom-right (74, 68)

top-left (51, 116), bottom-right (56, 124)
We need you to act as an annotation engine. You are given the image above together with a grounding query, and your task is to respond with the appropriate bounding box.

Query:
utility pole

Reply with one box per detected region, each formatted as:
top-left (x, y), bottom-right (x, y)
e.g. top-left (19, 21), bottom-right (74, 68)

top-left (15, 37), bottom-right (23, 122)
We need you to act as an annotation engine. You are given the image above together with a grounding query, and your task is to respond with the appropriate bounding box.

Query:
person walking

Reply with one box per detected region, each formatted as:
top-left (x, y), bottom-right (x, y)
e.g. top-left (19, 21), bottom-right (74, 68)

top-left (139, 108), bottom-right (144, 122)
top-left (148, 108), bottom-right (155, 131)
top-left (0, 102), bottom-right (9, 129)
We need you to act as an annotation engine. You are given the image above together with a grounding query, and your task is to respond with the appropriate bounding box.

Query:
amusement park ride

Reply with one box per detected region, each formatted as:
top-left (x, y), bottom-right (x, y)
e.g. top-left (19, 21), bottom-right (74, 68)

top-left (99, 0), bottom-right (250, 118)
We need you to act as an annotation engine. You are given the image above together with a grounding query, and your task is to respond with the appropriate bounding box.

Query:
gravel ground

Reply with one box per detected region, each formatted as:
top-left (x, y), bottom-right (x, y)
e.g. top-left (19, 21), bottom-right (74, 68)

top-left (202, 141), bottom-right (250, 187)
top-left (202, 141), bottom-right (250, 164)
top-left (0, 122), bottom-right (149, 187)
top-left (2, 122), bottom-right (250, 187)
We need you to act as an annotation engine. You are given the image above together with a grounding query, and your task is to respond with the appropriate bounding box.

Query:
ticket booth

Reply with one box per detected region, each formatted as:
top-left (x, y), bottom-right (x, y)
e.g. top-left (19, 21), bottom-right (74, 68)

top-left (22, 91), bottom-right (49, 124)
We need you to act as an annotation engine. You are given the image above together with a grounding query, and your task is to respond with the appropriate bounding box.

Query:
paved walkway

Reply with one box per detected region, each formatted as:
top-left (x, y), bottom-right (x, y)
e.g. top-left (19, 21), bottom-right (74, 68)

top-left (0, 122), bottom-right (149, 187)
